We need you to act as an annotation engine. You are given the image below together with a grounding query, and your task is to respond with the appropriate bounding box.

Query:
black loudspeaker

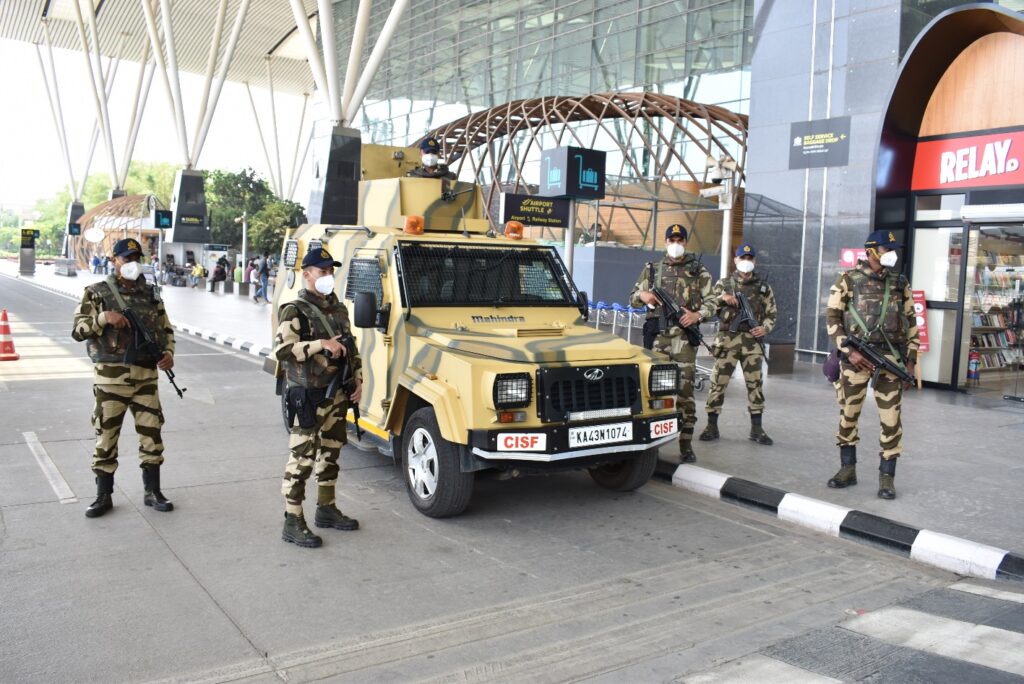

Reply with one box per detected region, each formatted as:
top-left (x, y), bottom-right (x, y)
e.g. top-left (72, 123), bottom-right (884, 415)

top-left (307, 126), bottom-right (361, 226)
top-left (168, 169), bottom-right (209, 243)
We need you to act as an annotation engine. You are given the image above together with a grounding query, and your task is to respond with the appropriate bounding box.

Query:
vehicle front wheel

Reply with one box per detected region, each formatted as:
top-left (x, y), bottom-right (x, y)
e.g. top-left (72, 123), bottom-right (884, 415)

top-left (402, 407), bottom-right (474, 517)
top-left (588, 447), bottom-right (659, 491)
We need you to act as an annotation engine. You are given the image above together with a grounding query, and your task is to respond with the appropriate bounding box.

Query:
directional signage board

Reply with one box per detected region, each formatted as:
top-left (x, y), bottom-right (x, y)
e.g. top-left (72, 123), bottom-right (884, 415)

top-left (539, 146), bottom-right (606, 199)
top-left (501, 193), bottom-right (572, 228)
top-left (20, 228), bottom-right (36, 248)
top-left (789, 116), bottom-right (851, 169)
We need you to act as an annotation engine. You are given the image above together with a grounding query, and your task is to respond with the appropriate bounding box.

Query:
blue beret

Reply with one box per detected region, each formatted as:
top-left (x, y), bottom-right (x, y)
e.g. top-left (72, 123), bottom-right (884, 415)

top-left (865, 230), bottom-right (901, 249)
top-left (112, 238), bottom-right (142, 258)
top-left (735, 243), bottom-right (756, 257)
top-left (301, 247), bottom-right (341, 270)
top-left (664, 224), bottom-right (688, 240)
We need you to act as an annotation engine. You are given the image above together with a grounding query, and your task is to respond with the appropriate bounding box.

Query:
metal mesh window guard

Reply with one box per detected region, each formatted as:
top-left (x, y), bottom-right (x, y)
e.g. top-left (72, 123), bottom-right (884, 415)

top-left (344, 258), bottom-right (384, 303)
top-left (398, 242), bottom-right (574, 307)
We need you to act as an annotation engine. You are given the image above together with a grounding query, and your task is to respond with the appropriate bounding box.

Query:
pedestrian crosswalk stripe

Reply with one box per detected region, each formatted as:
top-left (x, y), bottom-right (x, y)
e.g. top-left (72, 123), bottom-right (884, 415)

top-left (949, 581), bottom-right (1024, 605)
top-left (842, 607), bottom-right (1024, 676)
top-left (684, 654), bottom-right (841, 683)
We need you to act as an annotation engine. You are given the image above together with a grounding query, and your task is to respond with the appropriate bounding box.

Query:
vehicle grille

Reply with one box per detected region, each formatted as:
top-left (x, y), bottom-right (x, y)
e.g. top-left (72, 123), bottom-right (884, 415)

top-left (537, 365), bottom-right (641, 423)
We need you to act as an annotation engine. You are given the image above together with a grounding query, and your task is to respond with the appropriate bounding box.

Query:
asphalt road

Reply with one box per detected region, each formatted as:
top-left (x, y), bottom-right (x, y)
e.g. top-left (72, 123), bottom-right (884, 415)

top-left (1, 275), bottom-right (1022, 684)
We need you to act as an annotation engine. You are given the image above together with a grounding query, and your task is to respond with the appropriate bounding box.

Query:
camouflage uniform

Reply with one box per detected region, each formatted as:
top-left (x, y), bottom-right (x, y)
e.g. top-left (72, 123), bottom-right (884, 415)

top-left (824, 258), bottom-right (918, 498)
top-left (630, 254), bottom-right (714, 456)
top-left (72, 275), bottom-right (174, 475)
top-left (703, 271), bottom-right (777, 418)
top-left (273, 289), bottom-right (363, 516)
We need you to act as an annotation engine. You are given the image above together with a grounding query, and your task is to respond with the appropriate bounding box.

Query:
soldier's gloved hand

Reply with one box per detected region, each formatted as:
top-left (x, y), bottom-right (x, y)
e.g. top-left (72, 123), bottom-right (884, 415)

top-left (157, 351), bottom-right (174, 371)
top-left (847, 350), bottom-right (874, 373)
top-left (680, 311), bottom-right (701, 328)
top-left (751, 326), bottom-right (767, 338)
top-left (349, 379), bottom-right (362, 403)
top-left (722, 294), bottom-right (739, 307)
top-left (639, 291), bottom-right (661, 307)
top-left (905, 362), bottom-right (917, 388)
top-left (322, 337), bottom-right (346, 358)
top-left (105, 311), bottom-right (130, 329)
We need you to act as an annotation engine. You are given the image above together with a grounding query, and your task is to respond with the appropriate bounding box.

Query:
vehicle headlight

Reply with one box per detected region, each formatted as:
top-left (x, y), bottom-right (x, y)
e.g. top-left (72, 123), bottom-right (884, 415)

top-left (494, 373), bottom-right (533, 409)
top-left (649, 365), bottom-right (678, 396)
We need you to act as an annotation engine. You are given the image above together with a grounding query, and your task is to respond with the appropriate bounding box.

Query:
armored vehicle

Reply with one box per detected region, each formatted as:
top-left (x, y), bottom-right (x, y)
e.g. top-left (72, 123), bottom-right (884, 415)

top-left (270, 144), bottom-right (681, 517)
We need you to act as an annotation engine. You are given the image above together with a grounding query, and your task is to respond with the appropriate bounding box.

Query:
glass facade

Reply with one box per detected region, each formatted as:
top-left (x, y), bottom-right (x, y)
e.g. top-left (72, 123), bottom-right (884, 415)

top-left (332, 0), bottom-right (753, 147)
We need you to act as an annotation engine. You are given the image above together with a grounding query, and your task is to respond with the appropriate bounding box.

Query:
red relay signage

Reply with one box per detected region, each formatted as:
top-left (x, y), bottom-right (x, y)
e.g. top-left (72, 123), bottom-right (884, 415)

top-left (912, 290), bottom-right (929, 353)
top-left (912, 129), bottom-right (1024, 191)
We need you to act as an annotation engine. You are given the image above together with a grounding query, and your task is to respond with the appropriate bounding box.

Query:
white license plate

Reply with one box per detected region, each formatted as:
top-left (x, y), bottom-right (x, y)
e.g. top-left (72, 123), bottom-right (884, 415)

top-left (568, 422), bottom-right (634, 448)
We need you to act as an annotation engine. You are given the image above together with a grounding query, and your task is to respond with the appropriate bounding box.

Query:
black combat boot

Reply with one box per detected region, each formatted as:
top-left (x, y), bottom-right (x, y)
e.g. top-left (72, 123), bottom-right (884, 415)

top-left (699, 413), bottom-right (720, 441)
top-left (282, 513), bottom-right (322, 548)
top-left (679, 429), bottom-right (697, 463)
top-left (315, 504), bottom-right (360, 530)
top-left (827, 446), bottom-right (857, 488)
top-left (85, 472), bottom-right (114, 518)
top-left (749, 413), bottom-right (774, 445)
top-left (142, 466), bottom-right (174, 512)
top-left (878, 456), bottom-right (897, 500)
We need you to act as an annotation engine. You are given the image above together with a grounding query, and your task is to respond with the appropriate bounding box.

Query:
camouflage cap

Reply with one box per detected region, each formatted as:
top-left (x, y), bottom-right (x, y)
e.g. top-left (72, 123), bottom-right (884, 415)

top-left (664, 223), bottom-right (688, 240)
top-left (865, 230), bottom-right (901, 249)
top-left (420, 137), bottom-right (441, 153)
top-left (734, 243), bottom-right (756, 258)
top-left (301, 247), bottom-right (341, 270)
top-left (112, 238), bottom-right (142, 258)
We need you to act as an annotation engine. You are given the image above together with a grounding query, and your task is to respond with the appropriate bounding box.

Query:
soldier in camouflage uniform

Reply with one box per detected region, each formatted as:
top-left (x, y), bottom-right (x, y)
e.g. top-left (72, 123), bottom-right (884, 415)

top-left (699, 243), bottom-right (777, 445)
top-left (825, 230), bottom-right (919, 499)
top-left (273, 248), bottom-right (363, 548)
top-left (630, 224), bottom-right (714, 463)
top-left (71, 238), bottom-right (175, 518)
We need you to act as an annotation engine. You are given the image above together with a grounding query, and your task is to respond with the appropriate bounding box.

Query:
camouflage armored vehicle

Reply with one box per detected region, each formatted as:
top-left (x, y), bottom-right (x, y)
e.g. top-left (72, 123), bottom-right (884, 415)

top-left (270, 144), bottom-right (681, 517)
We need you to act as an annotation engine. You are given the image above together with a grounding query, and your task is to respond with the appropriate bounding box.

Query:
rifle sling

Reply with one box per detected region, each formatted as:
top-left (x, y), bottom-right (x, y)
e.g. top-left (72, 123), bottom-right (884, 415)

top-left (845, 277), bottom-right (906, 370)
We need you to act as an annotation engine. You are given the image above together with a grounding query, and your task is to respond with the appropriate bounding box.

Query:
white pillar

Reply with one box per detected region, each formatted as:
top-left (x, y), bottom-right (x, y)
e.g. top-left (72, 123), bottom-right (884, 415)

top-left (718, 177), bottom-right (734, 280)
top-left (288, 93), bottom-right (309, 200)
top-left (288, 0), bottom-right (332, 122)
top-left (344, 0), bottom-right (411, 125)
top-left (245, 83), bottom-right (280, 197)
top-left (157, 0), bottom-right (191, 165)
top-left (79, 33), bottom-right (126, 198)
top-left (140, 0), bottom-right (188, 166)
top-left (564, 199), bottom-right (576, 276)
top-left (191, 0), bottom-right (228, 157)
top-left (342, 0), bottom-right (372, 116)
top-left (34, 41), bottom-right (77, 201)
top-left (266, 57), bottom-right (284, 198)
top-left (70, 0), bottom-right (119, 185)
top-left (317, 0), bottom-right (343, 124)
top-left (120, 57), bottom-right (156, 188)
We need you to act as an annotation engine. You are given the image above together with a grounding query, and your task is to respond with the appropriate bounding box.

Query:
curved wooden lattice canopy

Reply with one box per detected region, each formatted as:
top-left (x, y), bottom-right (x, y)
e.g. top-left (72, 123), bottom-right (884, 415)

top-left (72, 194), bottom-right (166, 270)
top-left (427, 92), bottom-right (748, 247)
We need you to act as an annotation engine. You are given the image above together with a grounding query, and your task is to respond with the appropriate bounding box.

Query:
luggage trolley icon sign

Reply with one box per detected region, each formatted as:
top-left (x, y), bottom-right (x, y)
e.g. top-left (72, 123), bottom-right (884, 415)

top-left (575, 153), bottom-right (600, 191)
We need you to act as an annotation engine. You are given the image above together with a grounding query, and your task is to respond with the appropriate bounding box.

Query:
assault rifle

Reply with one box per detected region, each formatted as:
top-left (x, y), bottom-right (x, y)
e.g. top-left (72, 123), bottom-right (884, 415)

top-left (730, 291), bottom-right (766, 354)
top-left (844, 335), bottom-right (914, 387)
top-left (325, 334), bottom-right (363, 440)
top-left (122, 308), bottom-right (186, 399)
top-left (650, 286), bottom-right (713, 353)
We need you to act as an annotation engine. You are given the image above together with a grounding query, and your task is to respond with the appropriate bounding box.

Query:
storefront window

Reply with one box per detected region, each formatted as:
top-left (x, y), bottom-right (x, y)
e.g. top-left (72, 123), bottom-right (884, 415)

top-left (912, 226), bottom-right (972, 303)
top-left (914, 194), bottom-right (964, 221)
top-left (967, 224), bottom-right (1024, 388)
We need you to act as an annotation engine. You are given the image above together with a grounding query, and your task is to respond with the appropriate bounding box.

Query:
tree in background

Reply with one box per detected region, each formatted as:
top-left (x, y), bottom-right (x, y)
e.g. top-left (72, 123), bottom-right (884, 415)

top-left (249, 198), bottom-right (306, 255)
top-left (205, 168), bottom-right (274, 247)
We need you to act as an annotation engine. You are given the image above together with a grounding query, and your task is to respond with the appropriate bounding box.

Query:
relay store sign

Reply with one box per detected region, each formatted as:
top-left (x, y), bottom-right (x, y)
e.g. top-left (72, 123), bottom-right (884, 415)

top-left (912, 129), bottom-right (1024, 190)
top-left (912, 290), bottom-right (930, 353)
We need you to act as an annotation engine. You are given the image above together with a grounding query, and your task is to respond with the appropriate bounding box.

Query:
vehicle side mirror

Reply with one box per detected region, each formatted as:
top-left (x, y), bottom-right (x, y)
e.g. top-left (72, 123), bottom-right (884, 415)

top-left (354, 291), bottom-right (390, 333)
top-left (578, 290), bottom-right (589, 321)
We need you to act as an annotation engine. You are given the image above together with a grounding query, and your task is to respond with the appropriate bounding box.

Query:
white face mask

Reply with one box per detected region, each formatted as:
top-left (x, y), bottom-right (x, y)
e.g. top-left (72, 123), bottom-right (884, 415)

top-left (314, 274), bottom-right (335, 295)
top-left (735, 259), bottom-right (755, 274)
top-left (422, 154), bottom-right (439, 167)
top-left (119, 261), bottom-right (141, 281)
top-left (666, 243), bottom-right (685, 259)
top-left (879, 251), bottom-right (898, 268)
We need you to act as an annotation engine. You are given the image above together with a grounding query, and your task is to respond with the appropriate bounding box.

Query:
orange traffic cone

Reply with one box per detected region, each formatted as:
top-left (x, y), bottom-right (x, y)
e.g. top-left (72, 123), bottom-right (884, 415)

top-left (0, 309), bottom-right (20, 361)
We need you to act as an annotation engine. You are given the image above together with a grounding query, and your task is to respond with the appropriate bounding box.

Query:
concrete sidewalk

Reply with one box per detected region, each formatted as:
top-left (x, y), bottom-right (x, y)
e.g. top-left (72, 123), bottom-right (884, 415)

top-left (1, 258), bottom-right (273, 353)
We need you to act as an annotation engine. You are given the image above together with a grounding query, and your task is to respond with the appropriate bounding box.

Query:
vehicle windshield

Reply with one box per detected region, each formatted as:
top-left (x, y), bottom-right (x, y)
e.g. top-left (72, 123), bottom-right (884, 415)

top-left (397, 242), bottom-right (576, 307)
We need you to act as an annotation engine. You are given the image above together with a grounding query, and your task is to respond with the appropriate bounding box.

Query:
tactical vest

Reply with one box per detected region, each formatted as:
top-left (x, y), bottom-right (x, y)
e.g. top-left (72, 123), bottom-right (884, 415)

top-left (646, 255), bottom-right (706, 319)
top-left (85, 276), bottom-right (166, 367)
top-left (718, 272), bottom-right (769, 331)
top-left (280, 292), bottom-right (352, 390)
top-left (843, 267), bottom-right (907, 344)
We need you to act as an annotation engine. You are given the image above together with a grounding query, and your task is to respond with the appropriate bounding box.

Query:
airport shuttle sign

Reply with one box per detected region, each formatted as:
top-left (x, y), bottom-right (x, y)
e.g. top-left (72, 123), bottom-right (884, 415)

top-left (912, 129), bottom-right (1023, 190)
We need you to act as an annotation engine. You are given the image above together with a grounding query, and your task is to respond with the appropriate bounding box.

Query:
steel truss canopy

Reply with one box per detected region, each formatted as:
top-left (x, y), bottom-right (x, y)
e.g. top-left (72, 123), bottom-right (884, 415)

top-left (1, 0), bottom-right (318, 94)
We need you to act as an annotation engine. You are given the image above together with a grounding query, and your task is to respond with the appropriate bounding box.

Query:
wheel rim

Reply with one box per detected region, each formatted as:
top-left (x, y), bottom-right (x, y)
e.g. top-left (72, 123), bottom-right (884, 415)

top-left (407, 427), bottom-right (439, 500)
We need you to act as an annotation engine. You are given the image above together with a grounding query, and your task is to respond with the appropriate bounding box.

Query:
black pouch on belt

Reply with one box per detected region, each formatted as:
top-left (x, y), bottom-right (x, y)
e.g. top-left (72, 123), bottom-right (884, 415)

top-left (642, 318), bottom-right (661, 350)
top-left (286, 387), bottom-right (327, 429)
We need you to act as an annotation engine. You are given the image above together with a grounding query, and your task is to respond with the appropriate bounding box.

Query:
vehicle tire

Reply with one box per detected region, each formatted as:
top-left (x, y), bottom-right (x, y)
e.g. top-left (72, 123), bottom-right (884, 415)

top-left (402, 407), bottom-right (474, 517)
top-left (588, 447), bottom-right (659, 491)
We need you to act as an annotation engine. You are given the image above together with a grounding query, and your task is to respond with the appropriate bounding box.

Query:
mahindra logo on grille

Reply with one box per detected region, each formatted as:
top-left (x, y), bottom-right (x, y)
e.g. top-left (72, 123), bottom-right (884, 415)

top-left (583, 368), bottom-right (605, 382)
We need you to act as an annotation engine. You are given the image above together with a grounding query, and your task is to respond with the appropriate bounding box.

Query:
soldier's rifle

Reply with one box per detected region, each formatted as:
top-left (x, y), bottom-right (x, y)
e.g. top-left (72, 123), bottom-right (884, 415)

top-left (729, 291), bottom-right (766, 355)
top-left (650, 285), bottom-right (714, 354)
top-left (121, 308), bottom-right (187, 399)
top-left (324, 334), bottom-right (363, 440)
top-left (844, 335), bottom-right (914, 387)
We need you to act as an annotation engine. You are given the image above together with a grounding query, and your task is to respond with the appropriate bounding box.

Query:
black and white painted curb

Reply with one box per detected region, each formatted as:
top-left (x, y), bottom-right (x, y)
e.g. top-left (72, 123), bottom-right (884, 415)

top-left (662, 463), bottom-right (1024, 583)
top-left (0, 272), bottom-right (272, 358)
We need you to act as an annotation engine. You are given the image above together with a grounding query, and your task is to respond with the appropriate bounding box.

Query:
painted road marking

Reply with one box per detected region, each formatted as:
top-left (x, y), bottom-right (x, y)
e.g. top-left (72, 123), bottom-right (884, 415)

top-left (843, 606), bottom-right (1024, 676)
top-left (22, 431), bottom-right (78, 504)
top-left (950, 581), bottom-right (1024, 605)
top-left (684, 654), bottom-right (841, 683)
